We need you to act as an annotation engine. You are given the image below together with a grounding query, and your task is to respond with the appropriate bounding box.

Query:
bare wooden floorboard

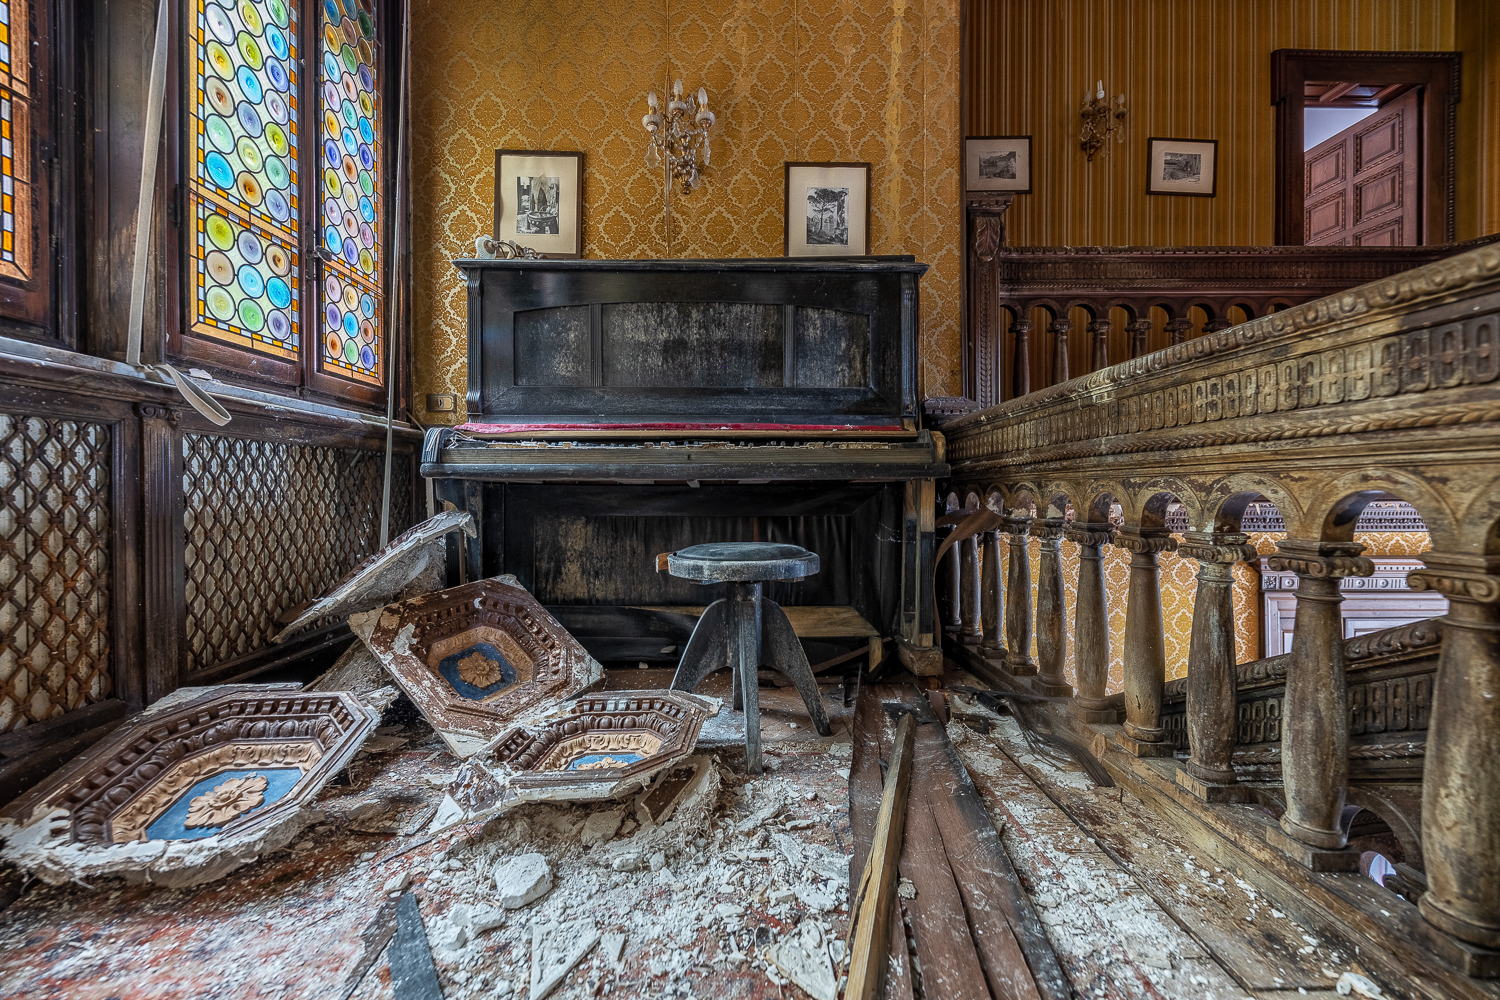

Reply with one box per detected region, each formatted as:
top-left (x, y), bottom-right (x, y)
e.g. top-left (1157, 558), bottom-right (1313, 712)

top-left (914, 723), bottom-right (1059, 1000)
top-left (896, 778), bottom-right (993, 1000)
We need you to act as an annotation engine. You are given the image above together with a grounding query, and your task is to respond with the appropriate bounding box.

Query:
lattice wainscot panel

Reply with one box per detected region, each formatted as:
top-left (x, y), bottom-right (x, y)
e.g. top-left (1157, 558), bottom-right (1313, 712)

top-left (0, 414), bottom-right (112, 731)
top-left (182, 433), bottom-right (409, 673)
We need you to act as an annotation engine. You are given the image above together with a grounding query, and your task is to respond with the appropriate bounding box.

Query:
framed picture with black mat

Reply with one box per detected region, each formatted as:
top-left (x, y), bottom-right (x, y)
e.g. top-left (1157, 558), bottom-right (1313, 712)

top-left (784, 162), bottom-right (870, 257)
top-left (965, 135), bottom-right (1032, 194)
top-left (1146, 137), bottom-right (1217, 197)
top-left (494, 149), bottom-right (583, 257)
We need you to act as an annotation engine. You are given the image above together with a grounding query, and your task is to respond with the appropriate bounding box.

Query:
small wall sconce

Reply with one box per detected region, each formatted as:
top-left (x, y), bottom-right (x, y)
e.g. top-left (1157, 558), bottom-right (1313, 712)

top-left (1079, 80), bottom-right (1126, 161)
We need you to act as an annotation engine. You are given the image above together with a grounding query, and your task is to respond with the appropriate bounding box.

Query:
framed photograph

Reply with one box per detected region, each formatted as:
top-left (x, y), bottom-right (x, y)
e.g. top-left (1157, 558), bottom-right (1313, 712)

top-left (965, 135), bottom-right (1032, 193)
top-left (784, 162), bottom-right (871, 257)
top-left (1146, 137), bottom-right (1218, 197)
top-left (493, 150), bottom-right (583, 257)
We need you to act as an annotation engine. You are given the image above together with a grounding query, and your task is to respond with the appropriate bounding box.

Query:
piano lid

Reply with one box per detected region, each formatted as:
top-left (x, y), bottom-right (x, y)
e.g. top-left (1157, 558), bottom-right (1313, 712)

top-left (455, 256), bottom-right (928, 431)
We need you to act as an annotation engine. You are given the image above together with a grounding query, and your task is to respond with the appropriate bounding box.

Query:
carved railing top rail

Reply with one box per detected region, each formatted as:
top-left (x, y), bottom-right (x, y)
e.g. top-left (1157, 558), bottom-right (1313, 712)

top-left (946, 240), bottom-right (1500, 547)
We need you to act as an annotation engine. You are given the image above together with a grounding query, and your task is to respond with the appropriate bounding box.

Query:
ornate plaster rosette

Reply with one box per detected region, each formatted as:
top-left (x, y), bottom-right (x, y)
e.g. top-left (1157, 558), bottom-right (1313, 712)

top-left (429, 690), bottom-right (720, 830)
top-left (358, 578), bottom-right (604, 757)
top-left (0, 684), bottom-right (379, 888)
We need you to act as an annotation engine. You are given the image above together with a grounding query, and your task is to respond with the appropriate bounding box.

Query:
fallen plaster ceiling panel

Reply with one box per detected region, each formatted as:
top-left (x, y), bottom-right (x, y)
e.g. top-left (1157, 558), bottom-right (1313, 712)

top-left (429, 691), bottom-right (720, 829)
top-left (274, 509), bottom-right (475, 642)
top-left (0, 684), bottom-right (379, 888)
top-left (361, 578), bottom-right (605, 758)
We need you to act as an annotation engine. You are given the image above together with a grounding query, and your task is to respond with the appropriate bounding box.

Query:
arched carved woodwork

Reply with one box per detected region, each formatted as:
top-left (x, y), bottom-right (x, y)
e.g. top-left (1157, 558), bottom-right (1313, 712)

top-left (940, 242), bottom-right (1500, 951)
top-left (978, 238), bottom-right (1500, 398)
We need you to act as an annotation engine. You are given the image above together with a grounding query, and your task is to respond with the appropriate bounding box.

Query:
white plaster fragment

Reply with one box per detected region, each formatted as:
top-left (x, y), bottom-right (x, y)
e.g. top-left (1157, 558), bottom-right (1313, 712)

top-left (494, 852), bottom-right (553, 909)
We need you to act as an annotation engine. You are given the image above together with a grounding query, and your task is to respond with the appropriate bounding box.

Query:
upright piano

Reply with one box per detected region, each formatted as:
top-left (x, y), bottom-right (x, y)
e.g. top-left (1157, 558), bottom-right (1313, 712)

top-left (421, 257), bottom-right (948, 675)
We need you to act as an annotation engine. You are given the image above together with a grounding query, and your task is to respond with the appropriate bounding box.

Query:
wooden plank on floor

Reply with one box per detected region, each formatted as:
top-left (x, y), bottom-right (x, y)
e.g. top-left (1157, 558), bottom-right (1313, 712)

top-left (388, 892), bottom-right (444, 1000)
top-left (914, 722), bottom-right (1060, 1000)
top-left (848, 682), bottom-right (916, 1000)
top-left (896, 773), bottom-right (993, 1000)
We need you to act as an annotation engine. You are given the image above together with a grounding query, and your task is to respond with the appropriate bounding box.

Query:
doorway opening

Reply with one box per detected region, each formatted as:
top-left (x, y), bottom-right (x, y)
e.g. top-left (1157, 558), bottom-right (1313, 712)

top-left (1271, 50), bottom-right (1460, 246)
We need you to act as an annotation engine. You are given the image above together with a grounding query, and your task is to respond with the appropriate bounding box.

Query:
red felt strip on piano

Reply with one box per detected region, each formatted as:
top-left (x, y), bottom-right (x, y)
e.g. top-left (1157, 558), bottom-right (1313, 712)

top-left (456, 422), bottom-right (909, 434)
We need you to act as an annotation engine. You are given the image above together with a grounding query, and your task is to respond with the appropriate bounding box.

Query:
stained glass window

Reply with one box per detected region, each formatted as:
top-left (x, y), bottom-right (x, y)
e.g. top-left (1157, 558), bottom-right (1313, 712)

top-left (0, 0), bottom-right (32, 282)
top-left (188, 0), bottom-right (301, 361)
top-left (316, 0), bottom-right (382, 386)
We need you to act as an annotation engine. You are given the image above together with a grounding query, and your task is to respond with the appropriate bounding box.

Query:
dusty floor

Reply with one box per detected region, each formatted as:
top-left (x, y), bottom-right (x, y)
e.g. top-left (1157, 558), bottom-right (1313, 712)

top-left (0, 680), bottom-right (1392, 1000)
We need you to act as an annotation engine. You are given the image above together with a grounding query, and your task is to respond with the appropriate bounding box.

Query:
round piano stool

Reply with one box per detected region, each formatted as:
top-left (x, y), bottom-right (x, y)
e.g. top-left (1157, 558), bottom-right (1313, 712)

top-left (664, 543), bottom-right (834, 775)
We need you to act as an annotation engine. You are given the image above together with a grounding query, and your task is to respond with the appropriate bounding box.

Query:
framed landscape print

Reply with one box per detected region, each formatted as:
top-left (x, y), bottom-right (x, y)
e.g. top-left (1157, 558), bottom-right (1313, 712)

top-left (494, 150), bottom-right (583, 257)
top-left (965, 135), bottom-right (1032, 193)
top-left (1146, 137), bottom-right (1218, 197)
top-left (784, 162), bottom-right (871, 257)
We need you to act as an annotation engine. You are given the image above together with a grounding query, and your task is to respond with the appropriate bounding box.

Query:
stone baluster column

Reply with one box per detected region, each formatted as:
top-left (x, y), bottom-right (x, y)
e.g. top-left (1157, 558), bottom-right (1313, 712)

top-left (1165, 318), bottom-right (1193, 346)
top-left (1175, 530), bottom-right (1257, 800)
top-left (1088, 319), bottom-right (1111, 372)
top-left (1067, 522), bottom-right (1115, 721)
top-left (980, 528), bottom-right (1006, 659)
top-left (1113, 526), bottom-right (1177, 756)
top-left (958, 532), bottom-right (983, 646)
top-left (1011, 319), bottom-right (1032, 399)
top-left (1264, 540), bottom-right (1374, 867)
top-left (1409, 553), bottom-right (1500, 950)
top-left (1031, 517), bottom-right (1073, 697)
top-left (1049, 318), bottom-right (1072, 386)
top-left (1126, 319), bottom-right (1152, 359)
top-left (1003, 514), bottom-right (1035, 677)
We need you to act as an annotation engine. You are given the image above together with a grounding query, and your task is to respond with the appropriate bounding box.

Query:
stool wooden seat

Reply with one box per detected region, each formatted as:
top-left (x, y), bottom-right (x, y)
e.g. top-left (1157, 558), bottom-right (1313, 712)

top-left (665, 542), bottom-right (834, 774)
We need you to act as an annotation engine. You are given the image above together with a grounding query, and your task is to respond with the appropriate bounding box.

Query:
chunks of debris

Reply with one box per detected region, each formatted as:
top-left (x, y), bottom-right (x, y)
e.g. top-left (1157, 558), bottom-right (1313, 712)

top-left (450, 758), bottom-right (506, 815)
top-left (383, 870), bottom-right (412, 895)
top-left (764, 920), bottom-right (837, 1000)
top-left (529, 919), bottom-right (600, 1000)
top-left (580, 808), bottom-right (624, 846)
top-left (494, 852), bottom-right (554, 909)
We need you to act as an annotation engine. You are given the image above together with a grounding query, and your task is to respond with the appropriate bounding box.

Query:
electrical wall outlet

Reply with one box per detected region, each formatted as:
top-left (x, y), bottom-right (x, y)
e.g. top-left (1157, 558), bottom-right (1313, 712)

top-left (425, 393), bottom-right (458, 413)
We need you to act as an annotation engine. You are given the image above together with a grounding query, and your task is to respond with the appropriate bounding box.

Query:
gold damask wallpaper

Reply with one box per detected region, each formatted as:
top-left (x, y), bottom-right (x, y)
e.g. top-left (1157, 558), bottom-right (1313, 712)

top-left (409, 0), bottom-right (962, 423)
top-left (991, 528), bottom-right (1432, 694)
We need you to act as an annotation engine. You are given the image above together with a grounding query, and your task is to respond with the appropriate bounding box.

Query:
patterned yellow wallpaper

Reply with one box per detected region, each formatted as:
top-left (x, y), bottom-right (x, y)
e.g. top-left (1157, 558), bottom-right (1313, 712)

top-left (409, 0), bottom-right (962, 423)
top-left (987, 528), bottom-right (1431, 694)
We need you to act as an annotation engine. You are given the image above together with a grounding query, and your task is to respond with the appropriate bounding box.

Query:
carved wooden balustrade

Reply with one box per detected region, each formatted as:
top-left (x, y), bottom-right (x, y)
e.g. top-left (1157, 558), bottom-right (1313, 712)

top-left (962, 199), bottom-right (1500, 409)
top-left (939, 239), bottom-right (1500, 978)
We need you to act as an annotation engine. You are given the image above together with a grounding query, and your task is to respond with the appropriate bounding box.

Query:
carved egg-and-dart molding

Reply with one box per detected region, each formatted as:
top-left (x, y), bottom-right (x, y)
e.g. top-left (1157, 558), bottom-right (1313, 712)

top-left (0, 684), bottom-right (379, 888)
top-left (430, 690), bottom-right (720, 830)
top-left (360, 578), bottom-right (604, 757)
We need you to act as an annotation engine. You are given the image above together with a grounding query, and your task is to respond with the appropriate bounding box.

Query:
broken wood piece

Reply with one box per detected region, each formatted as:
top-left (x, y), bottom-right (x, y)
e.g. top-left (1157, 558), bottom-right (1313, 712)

top-left (337, 896), bottom-right (400, 1000)
top-left (388, 892), bottom-right (444, 1000)
top-left (844, 710), bottom-right (915, 1000)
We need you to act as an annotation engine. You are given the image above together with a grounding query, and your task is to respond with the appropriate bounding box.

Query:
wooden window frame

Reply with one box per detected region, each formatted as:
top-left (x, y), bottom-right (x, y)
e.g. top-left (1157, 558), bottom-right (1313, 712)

top-left (164, 0), bottom-right (403, 411)
top-left (1272, 49), bottom-right (1460, 247)
top-left (0, 0), bottom-right (83, 347)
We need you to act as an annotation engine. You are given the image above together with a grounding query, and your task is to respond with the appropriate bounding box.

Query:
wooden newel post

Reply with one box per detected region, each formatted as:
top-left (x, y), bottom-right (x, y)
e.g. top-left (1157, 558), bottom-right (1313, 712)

top-left (1176, 530), bottom-right (1257, 801)
top-left (1031, 517), bottom-right (1072, 697)
top-left (980, 528), bottom-right (1006, 658)
top-left (1066, 522), bottom-right (1114, 721)
top-left (959, 532), bottom-right (983, 646)
top-left (1114, 526), bottom-right (1176, 757)
top-left (1409, 553), bottom-right (1500, 950)
top-left (1003, 514), bottom-right (1035, 677)
top-left (1267, 540), bottom-right (1373, 865)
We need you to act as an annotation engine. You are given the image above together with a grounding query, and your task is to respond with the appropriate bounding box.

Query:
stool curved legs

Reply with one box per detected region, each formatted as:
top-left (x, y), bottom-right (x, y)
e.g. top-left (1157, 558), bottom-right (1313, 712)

top-left (734, 592), bottom-right (763, 773)
top-left (761, 602), bottom-right (834, 737)
top-left (669, 599), bottom-right (732, 694)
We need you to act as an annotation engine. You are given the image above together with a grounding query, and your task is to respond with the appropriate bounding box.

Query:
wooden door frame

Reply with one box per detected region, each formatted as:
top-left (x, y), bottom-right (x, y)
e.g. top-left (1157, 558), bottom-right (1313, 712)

top-left (1271, 49), bottom-right (1460, 246)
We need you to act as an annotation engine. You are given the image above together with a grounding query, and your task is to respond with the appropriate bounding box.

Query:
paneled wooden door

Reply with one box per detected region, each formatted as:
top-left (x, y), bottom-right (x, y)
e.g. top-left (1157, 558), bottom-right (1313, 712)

top-left (1304, 89), bottom-right (1421, 246)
